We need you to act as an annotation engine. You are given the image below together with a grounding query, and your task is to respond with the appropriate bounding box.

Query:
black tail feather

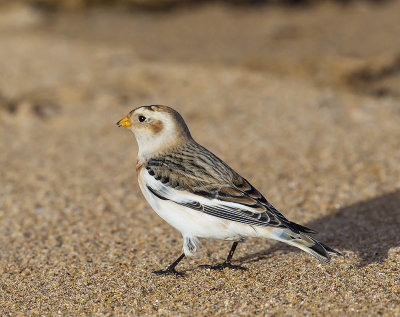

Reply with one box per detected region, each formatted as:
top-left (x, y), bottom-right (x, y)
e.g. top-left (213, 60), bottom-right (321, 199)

top-left (309, 241), bottom-right (329, 259)
top-left (319, 241), bottom-right (343, 256)
top-left (287, 221), bottom-right (318, 234)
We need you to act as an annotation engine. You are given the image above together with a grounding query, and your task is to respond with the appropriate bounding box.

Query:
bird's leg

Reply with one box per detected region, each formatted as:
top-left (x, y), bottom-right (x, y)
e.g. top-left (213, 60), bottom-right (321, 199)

top-left (225, 241), bottom-right (238, 264)
top-left (200, 242), bottom-right (247, 270)
top-left (153, 253), bottom-right (185, 276)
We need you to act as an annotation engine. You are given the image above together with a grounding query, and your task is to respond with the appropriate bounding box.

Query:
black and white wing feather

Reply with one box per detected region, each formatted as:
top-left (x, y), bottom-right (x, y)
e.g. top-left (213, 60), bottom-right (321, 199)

top-left (143, 141), bottom-right (316, 234)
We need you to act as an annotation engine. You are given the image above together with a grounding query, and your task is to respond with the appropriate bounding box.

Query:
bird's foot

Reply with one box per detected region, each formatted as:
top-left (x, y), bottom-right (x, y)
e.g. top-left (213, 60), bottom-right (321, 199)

top-left (199, 261), bottom-right (247, 271)
top-left (152, 268), bottom-right (185, 276)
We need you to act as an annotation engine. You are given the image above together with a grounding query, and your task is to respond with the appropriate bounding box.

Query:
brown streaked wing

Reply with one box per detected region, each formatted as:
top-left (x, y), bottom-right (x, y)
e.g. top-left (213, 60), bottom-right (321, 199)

top-left (216, 186), bottom-right (267, 213)
top-left (144, 140), bottom-right (317, 233)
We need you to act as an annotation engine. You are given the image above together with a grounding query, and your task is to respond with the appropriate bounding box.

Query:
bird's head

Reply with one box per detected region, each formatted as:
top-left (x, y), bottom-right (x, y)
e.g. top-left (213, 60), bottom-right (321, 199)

top-left (117, 105), bottom-right (192, 160)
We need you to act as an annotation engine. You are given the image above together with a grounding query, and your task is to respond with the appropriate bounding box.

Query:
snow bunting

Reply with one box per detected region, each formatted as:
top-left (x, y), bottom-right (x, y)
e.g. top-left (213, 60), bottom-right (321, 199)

top-left (117, 105), bottom-right (341, 275)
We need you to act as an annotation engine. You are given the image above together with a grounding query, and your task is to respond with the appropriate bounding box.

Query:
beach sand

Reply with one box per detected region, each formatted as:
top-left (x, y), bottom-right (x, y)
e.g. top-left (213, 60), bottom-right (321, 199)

top-left (0, 1), bottom-right (399, 315)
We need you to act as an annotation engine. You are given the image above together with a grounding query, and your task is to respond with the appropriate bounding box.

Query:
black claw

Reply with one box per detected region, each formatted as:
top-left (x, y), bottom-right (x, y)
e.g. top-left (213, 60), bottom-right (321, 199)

top-left (152, 269), bottom-right (185, 276)
top-left (199, 262), bottom-right (247, 271)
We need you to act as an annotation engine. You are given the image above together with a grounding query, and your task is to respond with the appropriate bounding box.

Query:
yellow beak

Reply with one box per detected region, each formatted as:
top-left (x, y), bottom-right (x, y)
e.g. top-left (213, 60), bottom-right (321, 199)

top-left (116, 116), bottom-right (132, 128)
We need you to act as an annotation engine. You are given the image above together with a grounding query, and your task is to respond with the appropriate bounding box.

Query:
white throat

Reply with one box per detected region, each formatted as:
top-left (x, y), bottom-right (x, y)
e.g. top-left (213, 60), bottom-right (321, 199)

top-left (135, 131), bottom-right (172, 162)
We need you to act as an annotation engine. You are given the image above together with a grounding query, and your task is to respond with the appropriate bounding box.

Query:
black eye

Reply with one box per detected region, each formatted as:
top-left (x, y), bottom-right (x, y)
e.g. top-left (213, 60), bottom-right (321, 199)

top-left (138, 115), bottom-right (146, 122)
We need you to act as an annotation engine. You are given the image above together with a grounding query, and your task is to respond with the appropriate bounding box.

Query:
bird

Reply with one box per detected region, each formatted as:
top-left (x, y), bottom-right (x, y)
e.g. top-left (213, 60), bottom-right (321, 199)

top-left (116, 105), bottom-right (341, 275)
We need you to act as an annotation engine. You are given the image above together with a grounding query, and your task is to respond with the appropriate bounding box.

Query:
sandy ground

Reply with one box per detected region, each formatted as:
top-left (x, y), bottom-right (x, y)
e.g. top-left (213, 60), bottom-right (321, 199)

top-left (0, 1), bottom-right (400, 315)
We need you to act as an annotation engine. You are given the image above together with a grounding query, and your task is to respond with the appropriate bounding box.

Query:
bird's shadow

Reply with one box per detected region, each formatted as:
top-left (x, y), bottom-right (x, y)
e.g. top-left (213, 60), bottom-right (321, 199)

top-left (237, 190), bottom-right (400, 266)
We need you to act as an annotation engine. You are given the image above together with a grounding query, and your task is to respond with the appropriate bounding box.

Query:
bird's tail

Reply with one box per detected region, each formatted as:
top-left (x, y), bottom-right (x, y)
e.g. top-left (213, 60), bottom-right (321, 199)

top-left (270, 228), bottom-right (342, 263)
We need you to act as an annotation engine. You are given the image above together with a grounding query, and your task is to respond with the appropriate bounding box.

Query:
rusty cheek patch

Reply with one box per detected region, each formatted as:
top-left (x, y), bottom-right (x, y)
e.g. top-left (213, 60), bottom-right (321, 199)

top-left (149, 120), bottom-right (164, 134)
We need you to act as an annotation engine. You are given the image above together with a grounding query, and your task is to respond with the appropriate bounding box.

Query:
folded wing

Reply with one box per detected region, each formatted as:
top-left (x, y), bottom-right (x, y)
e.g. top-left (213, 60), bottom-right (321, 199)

top-left (144, 168), bottom-right (316, 234)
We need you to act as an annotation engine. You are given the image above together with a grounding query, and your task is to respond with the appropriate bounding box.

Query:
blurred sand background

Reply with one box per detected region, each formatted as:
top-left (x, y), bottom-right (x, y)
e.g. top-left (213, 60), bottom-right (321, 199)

top-left (0, 0), bottom-right (399, 315)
